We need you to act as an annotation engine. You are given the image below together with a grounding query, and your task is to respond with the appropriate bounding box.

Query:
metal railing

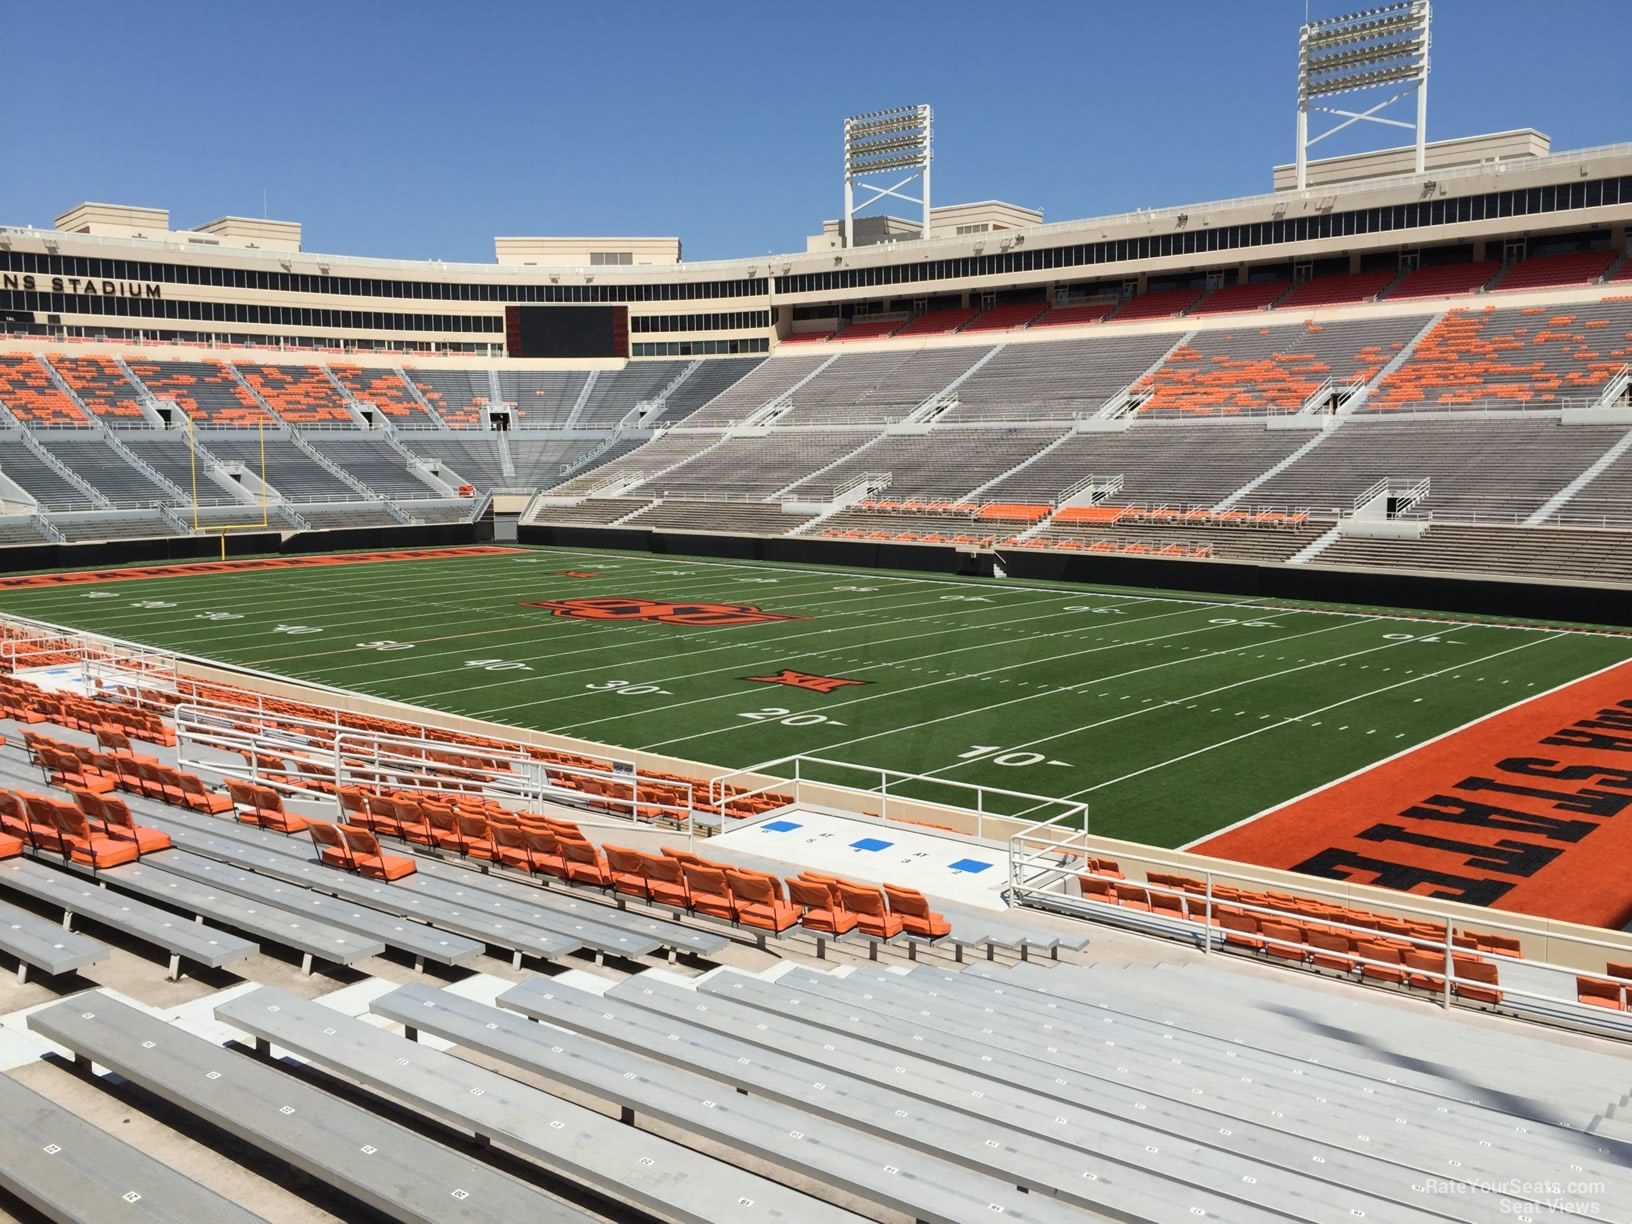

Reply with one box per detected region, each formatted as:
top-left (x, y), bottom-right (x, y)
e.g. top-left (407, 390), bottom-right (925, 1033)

top-left (1008, 815), bottom-right (1632, 1039)
top-left (707, 754), bottom-right (1088, 842)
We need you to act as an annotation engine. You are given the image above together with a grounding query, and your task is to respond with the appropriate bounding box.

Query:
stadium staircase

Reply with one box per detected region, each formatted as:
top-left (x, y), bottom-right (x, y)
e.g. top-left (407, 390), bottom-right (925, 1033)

top-left (1212, 426), bottom-right (1335, 510)
top-left (397, 370), bottom-right (450, 428)
top-left (287, 429), bottom-right (414, 523)
top-left (110, 355), bottom-right (174, 428)
top-left (35, 354), bottom-right (98, 423)
top-left (558, 371), bottom-right (599, 430)
top-left (1524, 422), bottom-right (1632, 525)
top-left (902, 344), bottom-right (1010, 424)
top-left (495, 427), bottom-right (516, 482)
top-left (1336, 312), bottom-right (1443, 414)
top-left (1285, 523), bottom-right (1344, 564)
top-left (962, 429), bottom-right (1086, 502)
top-left (745, 352), bottom-right (842, 425)
top-left (101, 430), bottom-right (190, 504)
top-left (26, 511), bottom-right (64, 542)
top-left (18, 430), bottom-right (110, 509)
top-left (316, 365), bottom-right (373, 427)
top-left (623, 359), bottom-right (702, 428)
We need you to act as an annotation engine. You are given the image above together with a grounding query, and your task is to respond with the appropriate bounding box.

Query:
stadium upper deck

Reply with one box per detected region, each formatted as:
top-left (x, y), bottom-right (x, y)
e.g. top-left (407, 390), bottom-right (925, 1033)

top-left (4, 140), bottom-right (1631, 357)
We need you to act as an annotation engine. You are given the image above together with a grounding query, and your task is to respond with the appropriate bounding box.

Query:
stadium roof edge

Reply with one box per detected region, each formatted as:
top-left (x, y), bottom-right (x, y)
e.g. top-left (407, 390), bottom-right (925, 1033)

top-left (8, 138), bottom-right (1630, 279)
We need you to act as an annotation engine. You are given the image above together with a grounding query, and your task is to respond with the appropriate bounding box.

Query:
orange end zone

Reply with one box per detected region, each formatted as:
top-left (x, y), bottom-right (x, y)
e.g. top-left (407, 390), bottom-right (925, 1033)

top-left (0, 546), bottom-right (527, 590)
top-left (1195, 659), bottom-right (1632, 929)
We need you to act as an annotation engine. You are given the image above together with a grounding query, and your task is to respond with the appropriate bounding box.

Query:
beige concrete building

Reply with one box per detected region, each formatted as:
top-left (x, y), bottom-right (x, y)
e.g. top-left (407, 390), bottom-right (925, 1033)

top-left (5, 136), bottom-right (1629, 360)
top-left (494, 237), bottom-right (680, 266)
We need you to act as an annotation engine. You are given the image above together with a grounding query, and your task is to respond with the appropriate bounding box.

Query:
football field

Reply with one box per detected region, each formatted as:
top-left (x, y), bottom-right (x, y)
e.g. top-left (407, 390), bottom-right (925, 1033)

top-left (1, 544), bottom-right (1629, 852)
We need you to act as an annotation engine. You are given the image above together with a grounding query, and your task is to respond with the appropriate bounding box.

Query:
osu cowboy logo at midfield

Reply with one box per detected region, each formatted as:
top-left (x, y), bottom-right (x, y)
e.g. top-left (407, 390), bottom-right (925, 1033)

top-left (745, 669), bottom-right (867, 693)
top-left (522, 596), bottom-right (808, 626)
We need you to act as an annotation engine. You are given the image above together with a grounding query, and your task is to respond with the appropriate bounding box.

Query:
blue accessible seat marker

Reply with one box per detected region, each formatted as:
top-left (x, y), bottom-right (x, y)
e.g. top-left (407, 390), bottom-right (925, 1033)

top-left (761, 820), bottom-right (803, 833)
top-left (850, 837), bottom-right (893, 853)
top-left (948, 858), bottom-right (993, 874)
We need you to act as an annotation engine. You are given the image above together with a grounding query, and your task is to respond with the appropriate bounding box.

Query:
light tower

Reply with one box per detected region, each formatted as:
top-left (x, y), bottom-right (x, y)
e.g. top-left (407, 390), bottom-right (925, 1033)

top-left (842, 104), bottom-right (932, 248)
top-left (1296, 2), bottom-right (1431, 190)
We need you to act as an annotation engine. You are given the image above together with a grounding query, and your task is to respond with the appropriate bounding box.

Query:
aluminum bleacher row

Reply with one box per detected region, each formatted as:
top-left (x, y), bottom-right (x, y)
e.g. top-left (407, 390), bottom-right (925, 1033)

top-left (2, 612), bottom-right (1631, 1220)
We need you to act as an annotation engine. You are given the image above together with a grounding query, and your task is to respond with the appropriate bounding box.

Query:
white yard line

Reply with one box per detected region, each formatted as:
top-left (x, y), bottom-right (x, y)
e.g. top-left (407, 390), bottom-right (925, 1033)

top-left (1065, 633), bottom-right (1562, 806)
top-left (630, 609), bottom-right (1352, 752)
top-left (1178, 645), bottom-right (1629, 849)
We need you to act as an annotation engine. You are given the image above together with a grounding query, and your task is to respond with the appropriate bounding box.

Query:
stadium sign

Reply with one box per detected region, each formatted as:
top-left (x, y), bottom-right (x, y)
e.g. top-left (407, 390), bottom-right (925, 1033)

top-left (2, 273), bottom-right (161, 299)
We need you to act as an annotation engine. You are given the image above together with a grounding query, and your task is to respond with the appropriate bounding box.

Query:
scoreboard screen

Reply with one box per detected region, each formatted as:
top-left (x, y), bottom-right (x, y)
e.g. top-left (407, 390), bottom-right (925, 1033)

top-left (505, 305), bottom-right (628, 359)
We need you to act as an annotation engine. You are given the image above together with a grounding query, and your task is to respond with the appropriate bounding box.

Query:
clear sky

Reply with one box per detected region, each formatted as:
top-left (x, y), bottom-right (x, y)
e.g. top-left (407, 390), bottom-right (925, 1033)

top-left (4, 1), bottom-right (1626, 264)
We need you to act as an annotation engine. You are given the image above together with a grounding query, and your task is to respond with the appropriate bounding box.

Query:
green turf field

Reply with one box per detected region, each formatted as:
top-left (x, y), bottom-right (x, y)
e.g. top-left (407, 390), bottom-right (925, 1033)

top-left (2, 545), bottom-right (1629, 847)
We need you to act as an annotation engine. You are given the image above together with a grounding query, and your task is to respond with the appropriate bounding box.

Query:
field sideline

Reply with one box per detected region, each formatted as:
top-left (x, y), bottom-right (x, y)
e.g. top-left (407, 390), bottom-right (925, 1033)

top-left (1, 544), bottom-right (1629, 852)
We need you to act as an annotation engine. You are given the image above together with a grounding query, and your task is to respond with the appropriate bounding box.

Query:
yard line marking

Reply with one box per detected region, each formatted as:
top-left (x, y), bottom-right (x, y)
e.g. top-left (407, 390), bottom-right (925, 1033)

top-left (1071, 634), bottom-right (1561, 804)
top-left (632, 611), bottom-right (1366, 753)
top-left (754, 615), bottom-right (1399, 766)
top-left (453, 593), bottom-right (1170, 713)
top-left (550, 597), bottom-right (1306, 733)
top-left (1179, 645), bottom-right (1630, 850)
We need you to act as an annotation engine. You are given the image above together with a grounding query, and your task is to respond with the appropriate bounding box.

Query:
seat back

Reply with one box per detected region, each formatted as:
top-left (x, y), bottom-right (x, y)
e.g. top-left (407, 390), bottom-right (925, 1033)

top-left (226, 779), bottom-right (260, 809)
top-left (523, 828), bottom-right (562, 858)
top-left (881, 884), bottom-right (930, 918)
top-left (603, 844), bottom-right (646, 876)
top-left (339, 824), bottom-right (384, 859)
top-left (787, 878), bottom-right (834, 911)
top-left (456, 812), bottom-right (490, 842)
top-left (683, 864), bottom-right (730, 897)
top-left (640, 853), bottom-right (683, 885)
top-left (725, 870), bottom-right (774, 905)
top-left (835, 882), bottom-right (886, 917)
top-left (308, 821), bottom-right (351, 861)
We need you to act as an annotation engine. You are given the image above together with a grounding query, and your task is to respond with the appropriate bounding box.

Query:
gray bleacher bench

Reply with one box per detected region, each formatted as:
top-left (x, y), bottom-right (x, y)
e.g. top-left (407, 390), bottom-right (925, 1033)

top-left (495, 974), bottom-right (1289, 1219)
top-left (405, 858), bottom-right (728, 959)
top-left (376, 981), bottom-right (1087, 1224)
top-left (149, 849), bottom-right (483, 971)
top-left (0, 1072), bottom-right (268, 1224)
top-left (397, 872), bottom-right (663, 962)
top-left (775, 964), bottom-right (1623, 1209)
top-left (211, 985), bottom-right (864, 1224)
top-left (0, 857), bottom-right (256, 982)
top-left (132, 811), bottom-right (577, 966)
top-left (25, 994), bottom-right (585, 1224)
top-left (0, 894), bottom-right (108, 984)
top-left (604, 971), bottom-right (1471, 1217)
top-left (97, 860), bottom-right (384, 975)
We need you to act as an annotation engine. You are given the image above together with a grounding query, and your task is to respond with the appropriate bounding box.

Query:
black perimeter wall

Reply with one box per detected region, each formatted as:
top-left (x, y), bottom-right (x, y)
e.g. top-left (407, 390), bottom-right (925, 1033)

top-left (520, 524), bottom-right (1632, 629)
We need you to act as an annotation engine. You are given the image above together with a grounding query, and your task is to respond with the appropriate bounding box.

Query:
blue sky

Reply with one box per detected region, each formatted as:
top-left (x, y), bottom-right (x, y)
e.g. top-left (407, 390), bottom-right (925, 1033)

top-left (4, 1), bottom-right (1626, 263)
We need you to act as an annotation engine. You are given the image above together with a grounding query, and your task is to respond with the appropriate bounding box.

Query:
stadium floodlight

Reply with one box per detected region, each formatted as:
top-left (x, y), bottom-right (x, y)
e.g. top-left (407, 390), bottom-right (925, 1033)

top-left (843, 104), bottom-right (932, 247)
top-left (1295, 1), bottom-right (1430, 190)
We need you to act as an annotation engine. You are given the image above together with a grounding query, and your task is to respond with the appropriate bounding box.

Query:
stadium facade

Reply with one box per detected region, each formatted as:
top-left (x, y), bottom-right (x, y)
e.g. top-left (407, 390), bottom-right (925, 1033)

top-left (4, 135), bottom-right (1630, 358)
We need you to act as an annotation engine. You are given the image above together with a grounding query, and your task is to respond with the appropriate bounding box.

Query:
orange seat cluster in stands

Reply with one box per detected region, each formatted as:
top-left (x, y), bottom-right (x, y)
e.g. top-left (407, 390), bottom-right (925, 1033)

top-left (409, 377), bottom-right (486, 425)
top-left (328, 364), bottom-right (431, 420)
top-left (0, 353), bottom-right (89, 425)
top-left (126, 359), bottom-right (269, 423)
top-left (47, 355), bottom-right (149, 420)
top-left (237, 364), bottom-right (353, 423)
top-left (1009, 537), bottom-right (1215, 559)
top-left (974, 503), bottom-right (1050, 523)
top-left (308, 820), bottom-right (417, 880)
top-left (0, 789), bottom-right (161, 871)
top-left (0, 675), bottom-right (176, 746)
top-left (1080, 862), bottom-right (1513, 1003)
top-left (1373, 305), bottom-right (1632, 407)
top-left (1055, 505), bottom-right (1308, 528)
top-left (22, 728), bottom-right (229, 818)
top-left (1577, 964), bottom-right (1632, 1011)
top-left (1133, 326), bottom-right (1390, 415)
